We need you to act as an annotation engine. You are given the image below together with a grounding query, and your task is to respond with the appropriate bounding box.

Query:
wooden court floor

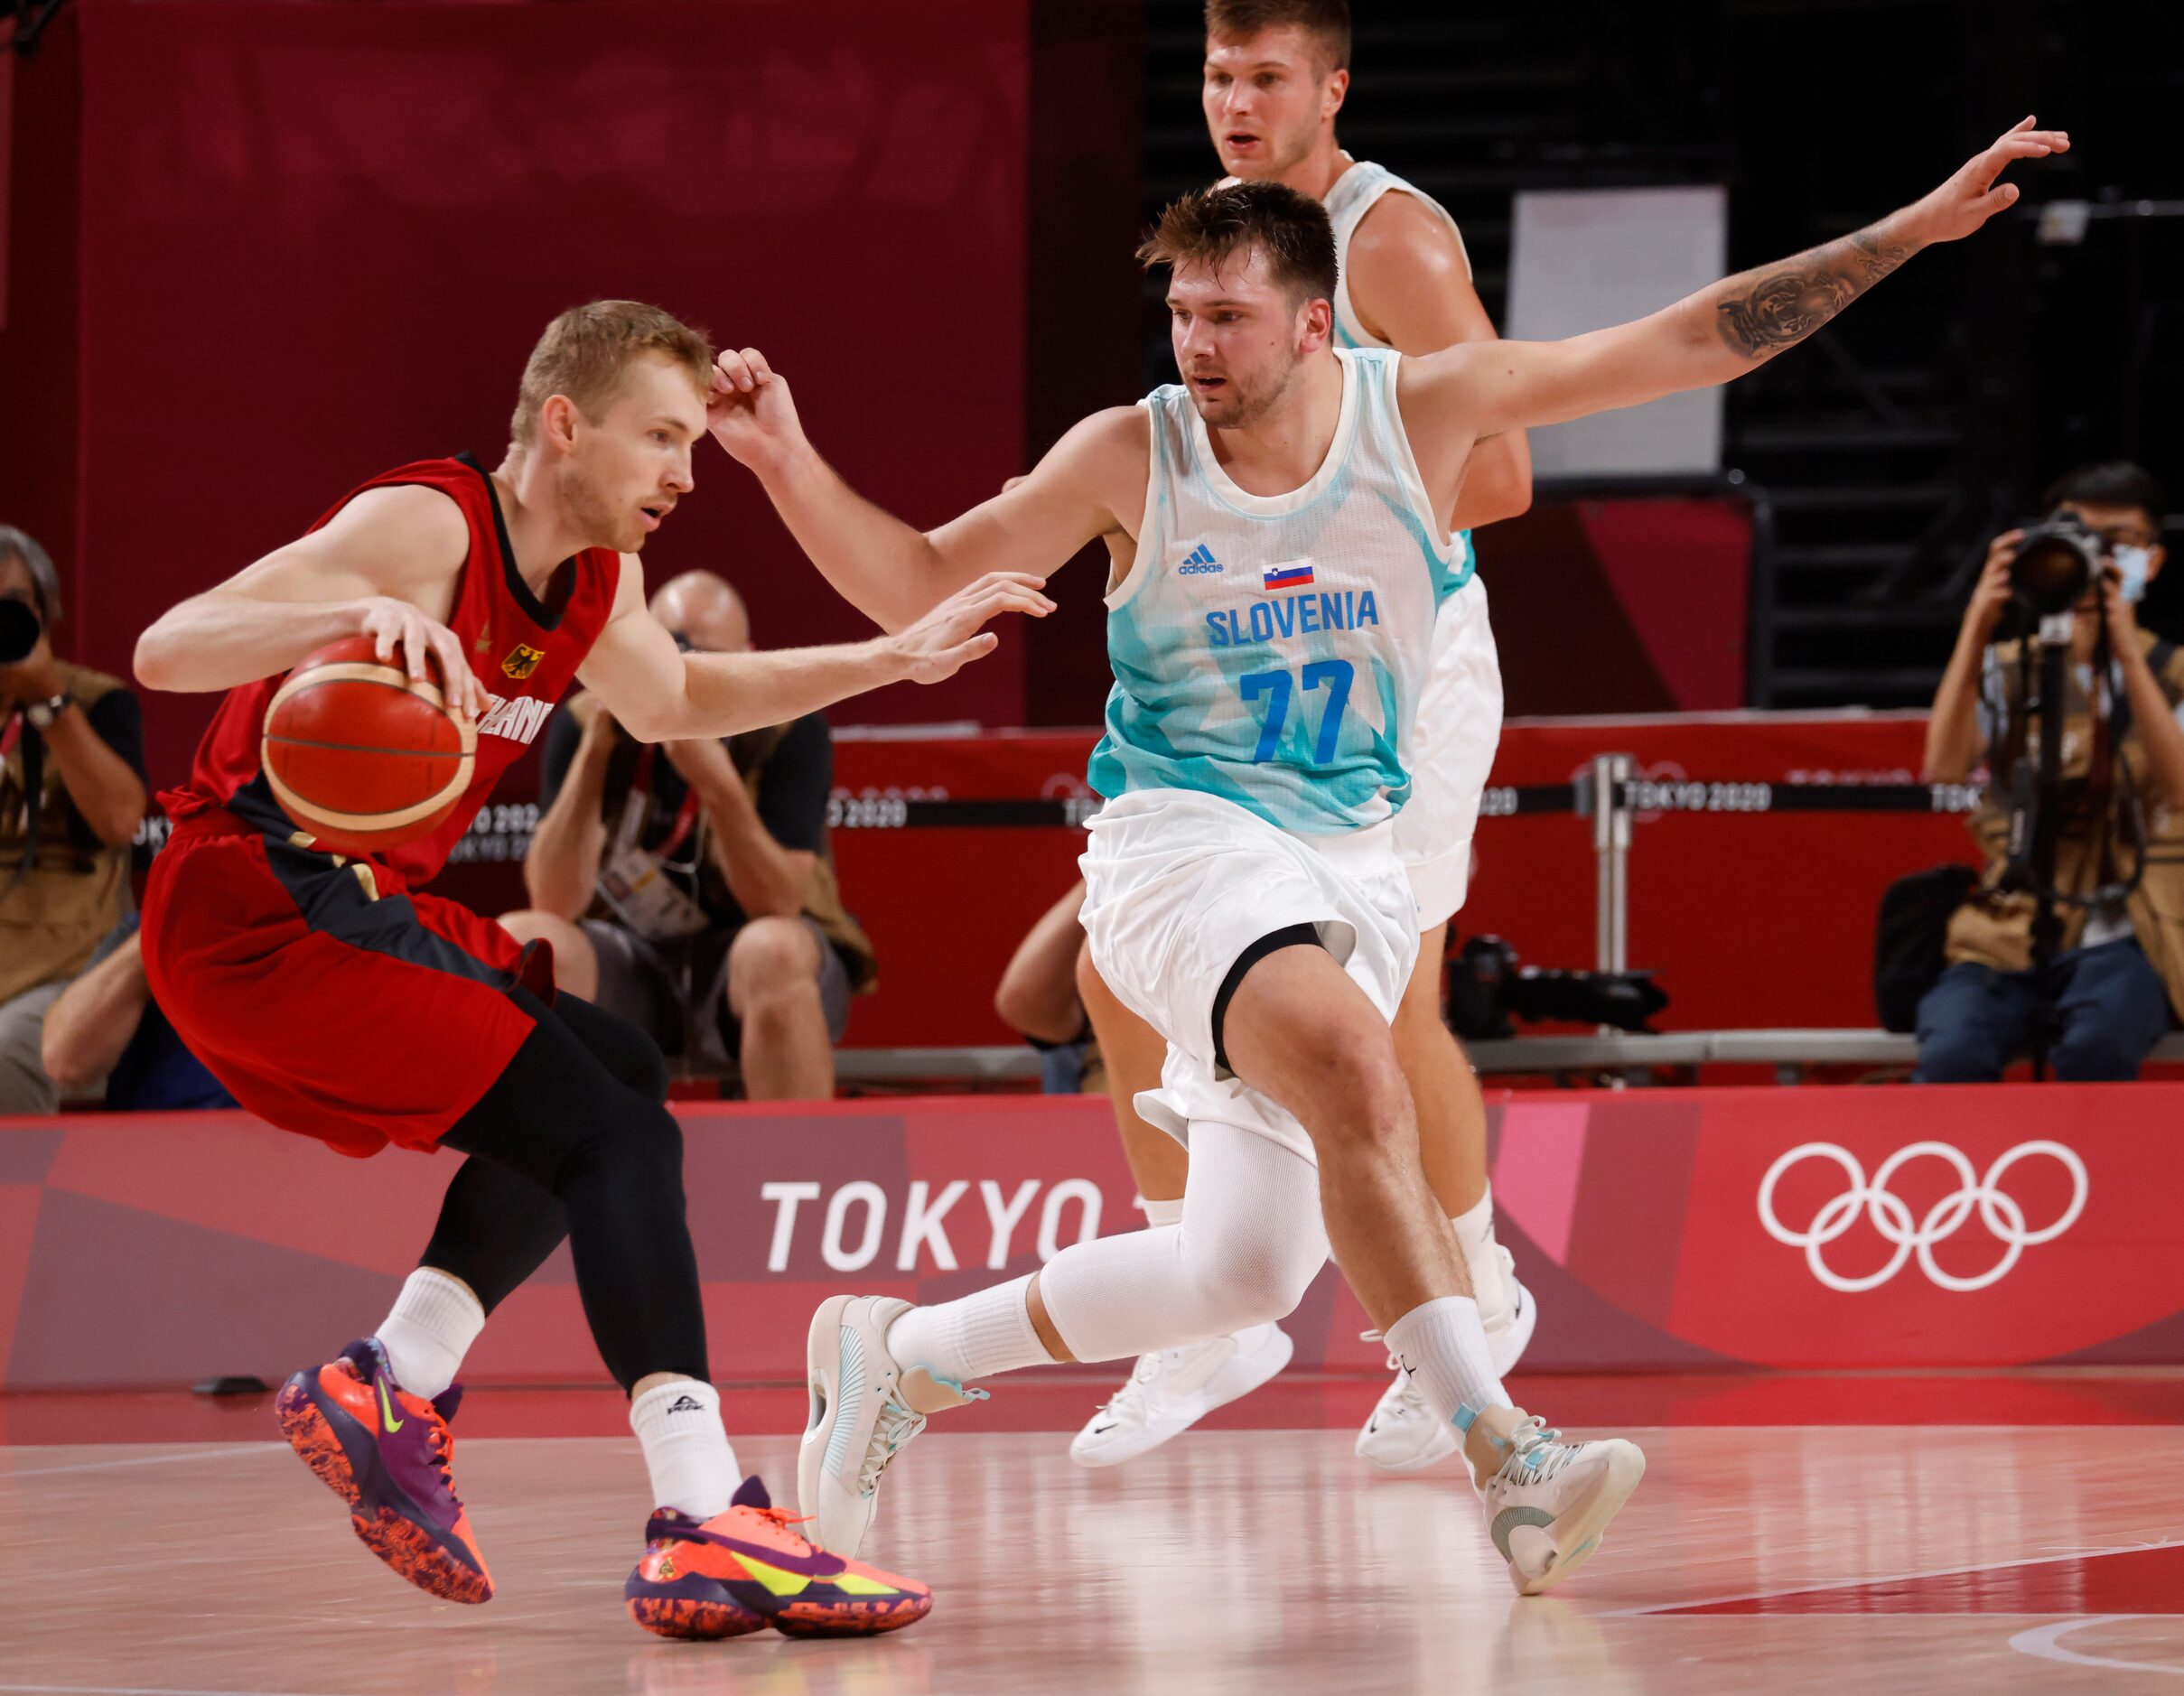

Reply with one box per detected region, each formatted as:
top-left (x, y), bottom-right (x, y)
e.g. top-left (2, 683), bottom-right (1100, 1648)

top-left (5, 1398), bottom-right (2183, 1694)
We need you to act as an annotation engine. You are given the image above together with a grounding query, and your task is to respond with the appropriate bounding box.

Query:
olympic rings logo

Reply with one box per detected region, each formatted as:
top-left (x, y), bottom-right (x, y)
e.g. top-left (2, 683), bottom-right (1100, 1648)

top-left (1757, 1141), bottom-right (2088, 1293)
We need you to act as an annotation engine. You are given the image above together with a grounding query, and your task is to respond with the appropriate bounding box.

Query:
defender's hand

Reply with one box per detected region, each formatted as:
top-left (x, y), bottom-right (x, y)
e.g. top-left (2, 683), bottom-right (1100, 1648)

top-left (707, 348), bottom-right (805, 473)
top-left (1907, 117), bottom-right (2069, 246)
top-left (355, 597), bottom-right (488, 719)
top-left (888, 572), bottom-right (1056, 685)
top-left (1967, 530), bottom-right (2021, 641)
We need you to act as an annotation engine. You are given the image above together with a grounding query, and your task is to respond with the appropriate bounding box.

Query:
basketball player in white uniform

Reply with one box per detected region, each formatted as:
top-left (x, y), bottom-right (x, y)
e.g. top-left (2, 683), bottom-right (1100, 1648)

top-left (709, 121), bottom-right (2061, 1593)
top-left (1069, 0), bottom-right (1535, 1477)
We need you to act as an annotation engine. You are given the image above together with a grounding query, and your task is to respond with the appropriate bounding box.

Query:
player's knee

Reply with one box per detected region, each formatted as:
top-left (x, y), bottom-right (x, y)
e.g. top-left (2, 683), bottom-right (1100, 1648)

top-left (1181, 1232), bottom-right (1319, 1331)
top-left (727, 918), bottom-right (817, 1011)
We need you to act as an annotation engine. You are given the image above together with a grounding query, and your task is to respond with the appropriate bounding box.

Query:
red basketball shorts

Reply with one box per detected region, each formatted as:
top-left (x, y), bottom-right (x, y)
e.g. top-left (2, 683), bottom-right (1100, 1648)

top-left (142, 815), bottom-right (546, 1158)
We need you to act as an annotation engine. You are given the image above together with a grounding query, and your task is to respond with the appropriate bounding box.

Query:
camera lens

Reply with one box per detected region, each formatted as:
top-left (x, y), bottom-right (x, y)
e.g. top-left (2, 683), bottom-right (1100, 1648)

top-left (0, 598), bottom-right (40, 665)
top-left (2010, 521), bottom-right (2100, 619)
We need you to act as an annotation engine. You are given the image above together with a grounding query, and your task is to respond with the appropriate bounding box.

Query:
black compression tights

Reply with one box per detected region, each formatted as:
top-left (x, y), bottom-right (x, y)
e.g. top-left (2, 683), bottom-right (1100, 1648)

top-left (425, 986), bottom-right (706, 1392)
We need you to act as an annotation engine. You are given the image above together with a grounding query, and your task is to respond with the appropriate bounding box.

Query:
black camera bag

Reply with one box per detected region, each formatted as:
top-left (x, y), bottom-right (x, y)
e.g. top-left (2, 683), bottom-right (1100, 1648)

top-left (1872, 863), bottom-right (1981, 1032)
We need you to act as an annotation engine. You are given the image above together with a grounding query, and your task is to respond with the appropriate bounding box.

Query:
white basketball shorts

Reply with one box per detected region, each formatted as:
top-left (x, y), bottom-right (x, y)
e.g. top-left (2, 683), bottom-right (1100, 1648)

top-left (1393, 573), bottom-right (1503, 930)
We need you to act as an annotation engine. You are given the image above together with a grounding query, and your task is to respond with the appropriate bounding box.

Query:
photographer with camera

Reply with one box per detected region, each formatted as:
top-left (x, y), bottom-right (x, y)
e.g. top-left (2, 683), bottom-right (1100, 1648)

top-left (1917, 464), bottom-right (2182, 1082)
top-left (498, 570), bottom-right (874, 1098)
top-left (0, 525), bottom-right (150, 1113)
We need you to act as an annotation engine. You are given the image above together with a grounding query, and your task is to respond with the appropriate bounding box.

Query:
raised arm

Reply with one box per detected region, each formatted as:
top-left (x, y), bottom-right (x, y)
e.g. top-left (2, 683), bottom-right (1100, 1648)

top-left (1343, 189), bottom-right (1532, 530)
top-left (706, 349), bottom-right (1144, 632)
top-left (1406, 119), bottom-right (2068, 449)
top-left (132, 485), bottom-right (492, 717)
top-left (574, 554), bottom-right (1050, 744)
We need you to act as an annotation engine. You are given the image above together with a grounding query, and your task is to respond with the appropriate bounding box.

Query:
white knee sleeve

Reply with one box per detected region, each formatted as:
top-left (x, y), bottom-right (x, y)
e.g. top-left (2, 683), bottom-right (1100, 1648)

top-left (1038, 1121), bottom-right (1328, 1364)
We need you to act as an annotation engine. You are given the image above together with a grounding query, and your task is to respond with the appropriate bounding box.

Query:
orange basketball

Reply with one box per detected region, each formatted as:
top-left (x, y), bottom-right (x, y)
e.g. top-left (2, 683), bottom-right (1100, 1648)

top-left (260, 635), bottom-right (477, 856)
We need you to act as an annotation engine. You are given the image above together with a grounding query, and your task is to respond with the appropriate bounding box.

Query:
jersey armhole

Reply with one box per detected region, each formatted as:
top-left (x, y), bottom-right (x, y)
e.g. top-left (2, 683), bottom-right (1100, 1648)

top-left (1383, 352), bottom-right (1473, 602)
top-left (1104, 400), bottom-right (1164, 612)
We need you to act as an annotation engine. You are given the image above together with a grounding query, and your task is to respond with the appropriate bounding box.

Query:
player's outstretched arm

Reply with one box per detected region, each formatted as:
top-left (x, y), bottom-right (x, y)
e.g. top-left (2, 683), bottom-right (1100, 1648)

top-left (576, 559), bottom-right (1050, 743)
top-left (131, 485), bottom-right (491, 717)
top-left (706, 348), bottom-right (1138, 632)
top-left (1412, 118), bottom-right (2067, 445)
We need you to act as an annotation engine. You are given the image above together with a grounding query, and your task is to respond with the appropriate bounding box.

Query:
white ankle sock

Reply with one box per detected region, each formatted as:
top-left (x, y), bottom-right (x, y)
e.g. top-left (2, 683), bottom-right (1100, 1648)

top-left (884, 1275), bottom-right (1051, 1384)
top-left (1383, 1296), bottom-right (1509, 1427)
top-left (374, 1268), bottom-right (485, 1401)
top-left (630, 1378), bottom-right (738, 1520)
top-left (1449, 1188), bottom-right (1510, 1320)
top-left (1142, 1196), bottom-right (1185, 1228)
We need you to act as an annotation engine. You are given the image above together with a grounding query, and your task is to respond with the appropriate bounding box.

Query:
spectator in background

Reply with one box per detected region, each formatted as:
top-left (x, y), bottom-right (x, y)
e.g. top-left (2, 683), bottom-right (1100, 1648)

top-left (41, 914), bottom-right (238, 1110)
top-left (994, 879), bottom-right (1107, 1095)
top-left (1918, 462), bottom-right (2183, 1080)
top-left (0, 526), bottom-right (149, 1114)
top-left (499, 571), bottom-right (874, 1098)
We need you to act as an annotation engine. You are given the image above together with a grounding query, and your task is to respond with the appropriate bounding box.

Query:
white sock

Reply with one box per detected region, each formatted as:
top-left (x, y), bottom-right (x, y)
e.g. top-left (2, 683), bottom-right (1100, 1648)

top-left (1450, 1188), bottom-right (1510, 1321)
top-left (374, 1268), bottom-right (485, 1401)
top-left (1383, 1296), bottom-right (1509, 1427)
top-left (1142, 1196), bottom-right (1185, 1228)
top-left (884, 1275), bottom-right (1052, 1384)
top-left (630, 1378), bottom-right (738, 1520)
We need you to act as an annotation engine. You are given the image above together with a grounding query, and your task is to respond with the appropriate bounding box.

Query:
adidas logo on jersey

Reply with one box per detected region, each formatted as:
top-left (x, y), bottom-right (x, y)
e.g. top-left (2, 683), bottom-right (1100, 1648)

top-left (1177, 544), bottom-right (1225, 575)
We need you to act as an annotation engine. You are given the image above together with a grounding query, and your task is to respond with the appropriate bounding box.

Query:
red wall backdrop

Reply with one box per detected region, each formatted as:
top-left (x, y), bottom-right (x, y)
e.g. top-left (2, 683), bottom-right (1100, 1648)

top-left (5, 0), bottom-right (1031, 786)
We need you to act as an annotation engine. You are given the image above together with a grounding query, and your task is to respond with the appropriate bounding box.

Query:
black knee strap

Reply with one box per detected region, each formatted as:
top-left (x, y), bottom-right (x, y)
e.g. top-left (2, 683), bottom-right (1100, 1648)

top-left (1211, 922), bottom-right (1325, 1075)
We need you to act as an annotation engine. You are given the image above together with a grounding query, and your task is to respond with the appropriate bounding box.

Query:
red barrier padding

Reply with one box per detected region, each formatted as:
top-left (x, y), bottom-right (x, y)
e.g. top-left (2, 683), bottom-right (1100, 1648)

top-left (2, 1085), bottom-right (2170, 1390)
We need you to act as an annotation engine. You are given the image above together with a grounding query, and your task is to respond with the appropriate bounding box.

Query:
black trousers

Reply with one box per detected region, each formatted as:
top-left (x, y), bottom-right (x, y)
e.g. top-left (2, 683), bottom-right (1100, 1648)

top-left (425, 986), bottom-right (707, 1391)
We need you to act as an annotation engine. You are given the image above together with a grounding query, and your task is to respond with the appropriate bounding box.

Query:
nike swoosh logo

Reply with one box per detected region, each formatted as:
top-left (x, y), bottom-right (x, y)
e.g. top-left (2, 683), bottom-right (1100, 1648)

top-left (377, 1379), bottom-right (405, 1434)
top-left (661, 1524), bottom-right (849, 1579)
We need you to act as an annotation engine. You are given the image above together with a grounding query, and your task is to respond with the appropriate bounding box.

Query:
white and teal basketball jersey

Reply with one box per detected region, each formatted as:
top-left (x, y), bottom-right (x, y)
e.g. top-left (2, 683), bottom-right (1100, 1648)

top-left (1087, 348), bottom-right (1474, 834)
top-left (1323, 160), bottom-right (1472, 352)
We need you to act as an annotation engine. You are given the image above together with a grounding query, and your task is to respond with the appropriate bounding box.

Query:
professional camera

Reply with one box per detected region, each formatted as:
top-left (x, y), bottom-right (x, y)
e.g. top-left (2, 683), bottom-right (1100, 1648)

top-left (0, 597), bottom-right (39, 665)
top-left (2008, 512), bottom-right (2108, 618)
top-left (1445, 935), bottom-right (1668, 1041)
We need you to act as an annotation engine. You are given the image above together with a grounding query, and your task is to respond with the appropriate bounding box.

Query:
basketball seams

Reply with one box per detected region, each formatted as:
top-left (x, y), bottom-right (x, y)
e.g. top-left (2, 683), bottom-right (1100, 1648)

top-left (261, 640), bottom-right (481, 848)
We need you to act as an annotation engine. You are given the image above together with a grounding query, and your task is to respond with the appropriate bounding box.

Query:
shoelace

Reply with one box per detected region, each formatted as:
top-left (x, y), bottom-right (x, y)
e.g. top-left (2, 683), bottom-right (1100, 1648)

top-left (857, 1393), bottom-right (928, 1496)
top-left (1493, 1414), bottom-right (1577, 1486)
top-left (1358, 1330), bottom-right (1434, 1425)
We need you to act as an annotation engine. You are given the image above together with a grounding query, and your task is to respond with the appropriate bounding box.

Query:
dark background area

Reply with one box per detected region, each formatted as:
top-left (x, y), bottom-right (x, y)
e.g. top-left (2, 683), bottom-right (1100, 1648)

top-left (3, 0), bottom-right (2179, 778)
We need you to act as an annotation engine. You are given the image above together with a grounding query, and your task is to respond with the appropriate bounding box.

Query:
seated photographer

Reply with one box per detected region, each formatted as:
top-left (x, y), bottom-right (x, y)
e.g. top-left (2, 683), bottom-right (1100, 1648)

top-left (1918, 462), bottom-right (2182, 1082)
top-left (41, 915), bottom-right (238, 1111)
top-left (993, 879), bottom-right (1107, 1095)
top-left (0, 525), bottom-right (149, 1114)
top-left (499, 571), bottom-right (875, 1099)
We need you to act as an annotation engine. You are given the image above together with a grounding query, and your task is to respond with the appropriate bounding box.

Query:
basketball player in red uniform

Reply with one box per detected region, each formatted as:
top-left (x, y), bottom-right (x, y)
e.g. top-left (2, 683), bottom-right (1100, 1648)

top-left (133, 301), bottom-right (1051, 1639)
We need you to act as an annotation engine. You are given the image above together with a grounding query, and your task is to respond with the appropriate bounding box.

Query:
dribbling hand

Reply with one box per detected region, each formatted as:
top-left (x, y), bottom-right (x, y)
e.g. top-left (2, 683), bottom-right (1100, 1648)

top-left (888, 573), bottom-right (1057, 685)
top-left (356, 598), bottom-right (490, 720)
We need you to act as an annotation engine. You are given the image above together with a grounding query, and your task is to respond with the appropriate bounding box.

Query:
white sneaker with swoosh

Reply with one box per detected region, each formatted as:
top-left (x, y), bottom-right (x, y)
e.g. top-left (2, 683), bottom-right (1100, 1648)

top-left (1069, 1323), bottom-right (1293, 1468)
top-left (1357, 1263), bottom-right (1537, 1473)
top-left (1466, 1404), bottom-right (1645, 1596)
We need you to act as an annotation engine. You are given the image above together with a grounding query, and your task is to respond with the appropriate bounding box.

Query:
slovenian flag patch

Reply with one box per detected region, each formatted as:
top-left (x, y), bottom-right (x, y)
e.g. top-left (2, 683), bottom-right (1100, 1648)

top-left (1261, 560), bottom-right (1315, 592)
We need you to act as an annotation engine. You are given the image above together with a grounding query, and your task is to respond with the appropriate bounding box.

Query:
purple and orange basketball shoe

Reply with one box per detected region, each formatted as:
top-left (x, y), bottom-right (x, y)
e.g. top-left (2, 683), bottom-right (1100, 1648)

top-left (626, 1476), bottom-right (931, 1640)
top-left (275, 1337), bottom-right (493, 1604)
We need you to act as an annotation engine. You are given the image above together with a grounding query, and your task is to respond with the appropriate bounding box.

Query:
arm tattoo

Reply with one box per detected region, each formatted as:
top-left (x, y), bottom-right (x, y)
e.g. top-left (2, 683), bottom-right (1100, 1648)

top-left (1713, 225), bottom-right (1914, 359)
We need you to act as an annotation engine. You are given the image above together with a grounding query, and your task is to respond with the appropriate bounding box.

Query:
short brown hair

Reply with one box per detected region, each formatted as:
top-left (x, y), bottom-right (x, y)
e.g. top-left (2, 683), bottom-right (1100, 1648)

top-left (510, 300), bottom-right (714, 447)
top-left (1137, 180), bottom-right (1338, 308)
top-left (1205, 0), bottom-right (1351, 71)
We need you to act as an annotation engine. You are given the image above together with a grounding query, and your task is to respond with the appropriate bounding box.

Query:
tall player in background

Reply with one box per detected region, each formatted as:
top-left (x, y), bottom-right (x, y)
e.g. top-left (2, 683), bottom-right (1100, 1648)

top-left (132, 302), bottom-right (1043, 1639)
top-left (713, 120), bottom-right (2062, 1595)
top-left (1070, 0), bottom-right (1537, 1475)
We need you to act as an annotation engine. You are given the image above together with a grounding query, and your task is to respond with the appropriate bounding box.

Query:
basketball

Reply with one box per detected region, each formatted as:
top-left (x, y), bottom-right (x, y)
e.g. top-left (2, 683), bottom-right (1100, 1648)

top-left (259, 635), bottom-right (477, 856)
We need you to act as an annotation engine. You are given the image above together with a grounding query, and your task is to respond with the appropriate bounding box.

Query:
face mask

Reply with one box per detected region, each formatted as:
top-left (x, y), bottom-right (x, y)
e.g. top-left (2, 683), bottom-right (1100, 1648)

top-left (2114, 544), bottom-right (2154, 604)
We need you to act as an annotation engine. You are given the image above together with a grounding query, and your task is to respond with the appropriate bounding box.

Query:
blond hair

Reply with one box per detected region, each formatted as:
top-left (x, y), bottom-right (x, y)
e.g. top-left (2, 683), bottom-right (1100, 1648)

top-left (509, 300), bottom-right (714, 447)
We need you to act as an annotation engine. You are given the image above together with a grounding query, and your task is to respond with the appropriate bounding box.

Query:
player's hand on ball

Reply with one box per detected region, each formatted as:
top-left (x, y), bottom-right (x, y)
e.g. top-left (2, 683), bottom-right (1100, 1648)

top-left (355, 597), bottom-right (489, 720)
top-left (890, 572), bottom-right (1056, 685)
top-left (707, 348), bottom-right (804, 471)
top-left (1909, 116), bottom-right (2068, 245)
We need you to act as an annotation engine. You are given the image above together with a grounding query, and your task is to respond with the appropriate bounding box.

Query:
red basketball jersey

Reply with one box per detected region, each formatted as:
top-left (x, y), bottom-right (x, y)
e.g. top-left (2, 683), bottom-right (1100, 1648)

top-left (167, 454), bottom-right (620, 888)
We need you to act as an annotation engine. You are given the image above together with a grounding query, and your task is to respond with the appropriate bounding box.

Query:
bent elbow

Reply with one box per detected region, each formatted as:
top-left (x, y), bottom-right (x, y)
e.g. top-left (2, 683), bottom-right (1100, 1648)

top-left (133, 628), bottom-right (179, 693)
top-left (40, 1032), bottom-right (94, 1095)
